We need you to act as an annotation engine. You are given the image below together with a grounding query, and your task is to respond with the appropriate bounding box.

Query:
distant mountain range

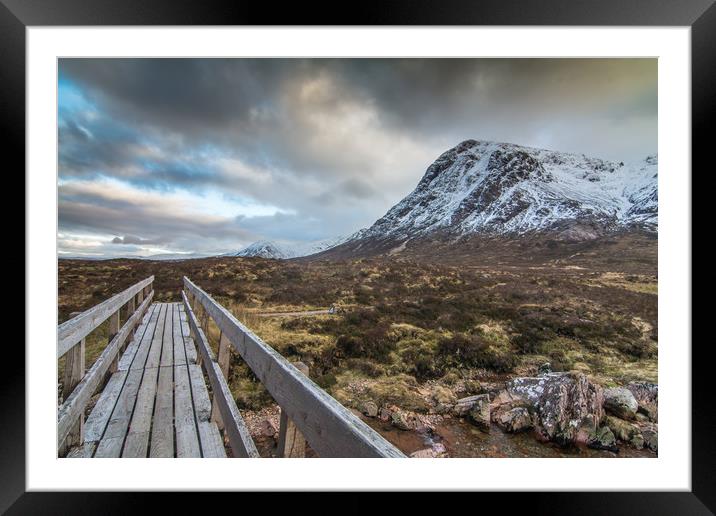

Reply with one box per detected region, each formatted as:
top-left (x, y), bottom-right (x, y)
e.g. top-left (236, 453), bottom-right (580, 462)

top-left (227, 236), bottom-right (349, 259)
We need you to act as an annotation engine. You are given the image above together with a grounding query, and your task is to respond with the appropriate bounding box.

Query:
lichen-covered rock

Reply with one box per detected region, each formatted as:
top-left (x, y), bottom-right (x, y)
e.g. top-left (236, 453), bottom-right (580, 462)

top-left (587, 426), bottom-right (618, 453)
top-left (627, 381), bottom-right (658, 422)
top-left (604, 387), bottom-right (639, 420)
top-left (361, 400), bottom-right (378, 418)
top-left (640, 424), bottom-right (658, 453)
top-left (453, 394), bottom-right (485, 417)
top-left (495, 407), bottom-right (532, 433)
top-left (467, 394), bottom-right (491, 432)
top-left (502, 372), bottom-right (604, 446)
top-left (605, 415), bottom-right (644, 449)
top-left (390, 410), bottom-right (411, 431)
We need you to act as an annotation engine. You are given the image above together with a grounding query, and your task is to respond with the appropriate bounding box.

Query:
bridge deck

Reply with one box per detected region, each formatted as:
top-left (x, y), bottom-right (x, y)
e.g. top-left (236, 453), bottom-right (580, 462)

top-left (67, 302), bottom-right (226, 458)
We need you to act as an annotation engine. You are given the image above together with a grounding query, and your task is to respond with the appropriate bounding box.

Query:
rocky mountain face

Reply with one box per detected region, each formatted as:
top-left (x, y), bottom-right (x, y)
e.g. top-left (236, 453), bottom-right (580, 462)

top-left (325, 140), bottom-right (657, 258)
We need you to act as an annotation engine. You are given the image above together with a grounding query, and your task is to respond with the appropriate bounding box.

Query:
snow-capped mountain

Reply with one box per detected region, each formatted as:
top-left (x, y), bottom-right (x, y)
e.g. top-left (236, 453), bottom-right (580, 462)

top-left (230, 236), bottom-right (349, 259)
top-left (344, 139), bottom-right (657, 246)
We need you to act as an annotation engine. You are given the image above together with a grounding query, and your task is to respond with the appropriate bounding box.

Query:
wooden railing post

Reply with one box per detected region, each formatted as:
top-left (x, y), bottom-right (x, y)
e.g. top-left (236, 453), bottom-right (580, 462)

top-left (277, 362), bottom-right (309, 458)
top-left (211, 331), bottom-right (231, 436)
top-left (61, 338), bottom-right (86, 452)
top-left (108, 310), bottom-right (120, 373)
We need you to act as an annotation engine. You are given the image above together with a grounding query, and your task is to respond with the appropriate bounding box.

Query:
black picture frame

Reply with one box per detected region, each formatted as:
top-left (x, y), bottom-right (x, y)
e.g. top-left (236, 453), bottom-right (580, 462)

top-left (4, 0), bottom-right (709, 512)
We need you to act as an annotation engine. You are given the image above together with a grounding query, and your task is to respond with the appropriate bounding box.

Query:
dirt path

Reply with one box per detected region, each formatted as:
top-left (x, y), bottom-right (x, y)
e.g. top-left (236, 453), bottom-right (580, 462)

top-left (256, 309), bottom-right (332, 318)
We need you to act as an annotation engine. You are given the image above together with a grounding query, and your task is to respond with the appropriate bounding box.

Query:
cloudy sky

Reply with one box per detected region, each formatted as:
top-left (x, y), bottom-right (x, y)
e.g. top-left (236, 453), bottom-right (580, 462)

top-left (58, 58), bottom-right (657, 258)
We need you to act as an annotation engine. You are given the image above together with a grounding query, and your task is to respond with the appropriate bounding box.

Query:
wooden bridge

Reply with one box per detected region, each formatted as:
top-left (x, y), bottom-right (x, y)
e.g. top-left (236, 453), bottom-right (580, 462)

top-left (57, 276), bottom-right (405, 458)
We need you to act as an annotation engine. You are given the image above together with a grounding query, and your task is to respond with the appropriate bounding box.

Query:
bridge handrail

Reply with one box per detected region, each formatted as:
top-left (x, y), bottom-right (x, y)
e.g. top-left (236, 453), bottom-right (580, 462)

top-left (182, 291), bottom-right (260, 458)
top-left (57, 276), bottom-right (154, 454)
top-left (57, 292), bottom-right (154, 447)
top-left (183, 276), bottom-right (406, 458)
top-left (58, 275), bottom-right (155, 358)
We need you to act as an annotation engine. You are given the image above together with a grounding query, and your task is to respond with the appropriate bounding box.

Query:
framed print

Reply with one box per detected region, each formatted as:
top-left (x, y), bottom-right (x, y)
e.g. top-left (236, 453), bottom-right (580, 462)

top-left (5, 0), bottom-right (711, 512)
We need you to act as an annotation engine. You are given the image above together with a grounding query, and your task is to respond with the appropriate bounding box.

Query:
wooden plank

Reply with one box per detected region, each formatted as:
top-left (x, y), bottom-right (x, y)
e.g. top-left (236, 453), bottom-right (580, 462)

top-left (130, 304), bottom-right (162, 371)
top-left (174, 364), bottom-right (201, 458)
top-left (160, 304), bottom-right (175, 367)
top-left (211, 331), bottom-right (232, 430)
top-left (58, 293), bottom-right (154, 447)
top-left (178, 306), bottom-right (197, 365)
top-left (172, 304), bottom-right (186, 366)
top-left (58, 276), bottom-right (154, 358)
top-left (143, 304), bottom-right (166, 369)
top-left (149, 366), bottom-right (174, 457)
top-left (83, 370), bottom-right (128, 444)
top-left (188, 364), bottom-right (226, 458)
top-left (108, 310), bottom-right (121, 373)
top-left (60, 338), bottom-right (85, 451)
top-left (277, 362), bottom-right (309, 458)
top-left (94, 368), bottom-right (143, 458)
top-left (117, 302), bottom-right (156, 371)
top-left (183, 277), bottom-right (405, 458)
top-left (182, 292), bottom-right (259, 458)
top-left (122, 366), bottom-right (160, 458)
top-left (66, 442), bottom-right (96, 458)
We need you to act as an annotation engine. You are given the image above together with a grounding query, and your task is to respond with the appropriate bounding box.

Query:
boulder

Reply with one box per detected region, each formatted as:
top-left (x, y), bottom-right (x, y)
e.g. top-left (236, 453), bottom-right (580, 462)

top-left (627, 382), bottom-right (658, 422)
top-left (260, 418), bottom-right (279, 437)
top-left (410, 442), bottom-right (447, 458)
top-left (502, 372), bottom-right (603, 446)
top-left (641, 424), bottom-right (658, 453)
top-left (467, 394), bottom-right (491, 432)
top-left (538, 362), bottom-right (552, 375)
top-left (453, 394), bottom-right (486, 417)
top-left (390, 410), bottom-right (411, 431)
top-left (603, 387), bottom-right (639, 420)
top-left (605, 415), bottom-right (644, 449)
top-left (361, 400), bottom-right (379, 418)
top-left (495, 407), bottom-right (532, 433)
top-left (410, 448), bottom-right (437, 458)
top-left (587, 426), bottom-right (618, 453)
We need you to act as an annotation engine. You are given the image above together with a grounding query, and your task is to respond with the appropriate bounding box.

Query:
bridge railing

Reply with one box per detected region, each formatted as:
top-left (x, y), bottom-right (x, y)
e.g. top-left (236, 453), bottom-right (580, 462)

top-left (182, 276), bottom-right (406, 458)
top-left (57, 276), bottom-right (154, 454)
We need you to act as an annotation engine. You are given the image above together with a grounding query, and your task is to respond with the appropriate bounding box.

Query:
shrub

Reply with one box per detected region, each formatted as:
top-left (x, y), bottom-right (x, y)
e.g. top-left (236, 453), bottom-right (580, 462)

top-left (437, 333), bottom-right (516, 373)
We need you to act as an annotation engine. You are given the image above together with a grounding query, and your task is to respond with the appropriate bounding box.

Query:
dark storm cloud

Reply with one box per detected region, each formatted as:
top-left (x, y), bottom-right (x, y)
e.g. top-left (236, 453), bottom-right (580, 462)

top-left (58, 58), bottom-right (657, 256)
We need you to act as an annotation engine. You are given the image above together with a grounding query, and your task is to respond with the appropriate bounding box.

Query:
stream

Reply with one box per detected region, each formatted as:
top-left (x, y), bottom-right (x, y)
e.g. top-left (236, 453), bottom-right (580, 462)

top-left (362, 415), bottom-right (656, 458)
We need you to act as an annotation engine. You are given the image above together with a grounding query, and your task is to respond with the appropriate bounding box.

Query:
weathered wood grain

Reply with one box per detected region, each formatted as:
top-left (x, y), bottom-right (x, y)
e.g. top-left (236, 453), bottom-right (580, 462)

top-left (94, 368), bottom-right (144, 458)
top-left (130, 303), bottom-right (162, 370)
top-left (174, 364), bottom-right (201, 457)
top-left (108, 310), bottom-right (121, 373)
top-left (122, 366), bottom-right (160, 458)
top-left (183, 291), bottom-right (259, 458)
top-left (58, 276), bottom-right (154, 358)
top-left (211, 331), bottom-right (232, 430)
top-left (117, 303), bottom-right (156, 371)
top-left (143, 304), bottom-right (166, 369)
top-left (172, 304), bottom-right (187, 366)
top-left (277, 362), bottom-right (309, 458)
top-left (188, 364), bottom-right (226, 458)
top-left (83, 370), bottom-right (128, 445)
top-left (178, 305), bottom-right (197, 364)
top-left (184, 277), bottom-right (405, 458)
top-left (149, 365), bottom-right (174, 457)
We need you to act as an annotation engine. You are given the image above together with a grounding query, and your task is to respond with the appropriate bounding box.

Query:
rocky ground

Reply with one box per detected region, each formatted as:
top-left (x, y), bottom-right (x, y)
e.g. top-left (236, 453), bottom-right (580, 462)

top-left (241, 365), bottom-right (657, 458)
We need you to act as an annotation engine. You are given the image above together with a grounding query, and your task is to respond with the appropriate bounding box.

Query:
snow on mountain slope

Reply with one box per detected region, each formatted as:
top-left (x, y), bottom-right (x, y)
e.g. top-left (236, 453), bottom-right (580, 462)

top-left (350, 140), bottom-right (657, 244)
top-left (231, 235), bottom-right (349, 259)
